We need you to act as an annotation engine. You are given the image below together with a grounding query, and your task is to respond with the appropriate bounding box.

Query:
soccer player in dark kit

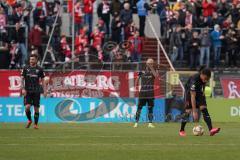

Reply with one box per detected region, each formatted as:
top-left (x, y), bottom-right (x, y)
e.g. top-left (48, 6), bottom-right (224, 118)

top-left (134, 58), bottom-right (159, 128)
top-left (179, 66), bottom-right (220, 136)
top-left (21, 54), bottom-right (47, 129)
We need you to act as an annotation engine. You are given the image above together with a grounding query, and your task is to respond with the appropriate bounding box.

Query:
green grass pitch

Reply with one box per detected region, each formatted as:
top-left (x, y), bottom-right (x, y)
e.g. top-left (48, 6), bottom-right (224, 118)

top-left (0, 122), bottom-right (240, 160)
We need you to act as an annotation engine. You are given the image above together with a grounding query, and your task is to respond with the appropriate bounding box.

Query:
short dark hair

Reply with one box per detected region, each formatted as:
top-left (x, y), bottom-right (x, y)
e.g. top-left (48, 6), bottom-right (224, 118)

top-left (30, 54), bottom-right (39, 60)
top-left (199, 65), bottom-right (211, 78)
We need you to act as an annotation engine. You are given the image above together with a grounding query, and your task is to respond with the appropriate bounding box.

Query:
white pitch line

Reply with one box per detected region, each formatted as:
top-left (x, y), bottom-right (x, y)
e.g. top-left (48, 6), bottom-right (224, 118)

top-left (0, 135), bottom-right (124, 139)
top-left (0, 143), bottom-right (239, 146)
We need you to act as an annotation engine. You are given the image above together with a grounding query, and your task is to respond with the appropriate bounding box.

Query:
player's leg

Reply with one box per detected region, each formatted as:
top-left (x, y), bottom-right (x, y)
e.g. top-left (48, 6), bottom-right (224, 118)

top-left (33, 107), bottom-right (40, 129)
top-left (134, 99), bottom-right (145, 128)
top-left (147, 99), bottom-right (155, 128)
top-left (199, 105), bottom-right (212, 131)
top-left (25, 104), bottom-right (32, 128)
top-left (179, 109), bottom-right (191, 136)
top-left (199, 105), bottom-right (220, 136)
top-left (179, 94), bottom-right (192, 136)
top-left (33, 93), bottom-right (41, 129)
top-left (24, 93), bottom-right (32, 128)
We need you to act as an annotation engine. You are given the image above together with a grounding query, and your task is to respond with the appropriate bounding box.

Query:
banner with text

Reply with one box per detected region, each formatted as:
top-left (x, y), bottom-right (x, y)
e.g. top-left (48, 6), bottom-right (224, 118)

top-left (0, 97), bottom-right (165, 123)
top-left (0, 71), bottom-right (162, 98)
top-left (220, 77), bottom-right (240, 99)
top-left (0, 71), bottom-right (133, 98)
top-left (207, 98), bottom-right (240, 122)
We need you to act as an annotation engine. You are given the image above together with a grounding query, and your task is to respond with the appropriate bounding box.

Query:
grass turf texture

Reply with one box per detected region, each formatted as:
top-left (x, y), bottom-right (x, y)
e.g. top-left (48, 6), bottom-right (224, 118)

top-left (0, 123), bottom-right (240, 160)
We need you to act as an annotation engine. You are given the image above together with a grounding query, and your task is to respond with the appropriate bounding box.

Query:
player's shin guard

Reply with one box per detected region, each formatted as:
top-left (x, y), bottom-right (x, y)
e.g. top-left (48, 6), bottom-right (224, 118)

top-left (135, 106), bottom-right (143, 122)
top-left (25, 109), bottom-right (32, 121)
top-left (148, 107), bottom-right (153, 123)
top-left (180, 112), bottom-right (190, 131)
top-left (34, 112), bottom-right (40, 125)
top-left (201, 108), bottom-right (213, 131)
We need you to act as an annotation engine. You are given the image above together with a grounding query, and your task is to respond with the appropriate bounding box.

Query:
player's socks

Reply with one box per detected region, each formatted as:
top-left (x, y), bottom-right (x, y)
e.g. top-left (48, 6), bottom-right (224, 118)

top-left (34, 112), bottom-right (39, 125)
top-left (148, 107), bottom-right (153, 123)
top-left (135, 106), bottom-right (142, 122)
top-left (180, 112), bottom-right (190, 131)
top-left (148, 123), bottom-right (155, 128)
top-left (201, 108), bottom-right (213, 131)
top-left (25, 110), bottom-right (32, 121)
top-left (180, 122), bottom-right (187, 131)
top-left (133, 123), bottom-right (138, 128)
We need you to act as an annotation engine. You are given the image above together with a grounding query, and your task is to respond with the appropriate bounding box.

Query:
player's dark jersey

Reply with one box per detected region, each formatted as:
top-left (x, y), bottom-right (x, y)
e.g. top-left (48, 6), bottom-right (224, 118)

top-left (184, 73), bottom-right (207, 108)
top-left (139, 70), bottom-right (155, 98)
top-left (185, 74), bottom-right (205, 97)
top-left (21, 65), bottom-right (45, 93)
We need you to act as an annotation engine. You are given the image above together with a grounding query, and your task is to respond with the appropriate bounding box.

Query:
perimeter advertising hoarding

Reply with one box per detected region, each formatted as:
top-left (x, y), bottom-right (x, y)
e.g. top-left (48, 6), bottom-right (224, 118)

top-left (207, 98), bottom-right (240, 122)
top-left (0, 97), bottom-right (165, 123)
top-left (220, 77), bottom-right (240, 99)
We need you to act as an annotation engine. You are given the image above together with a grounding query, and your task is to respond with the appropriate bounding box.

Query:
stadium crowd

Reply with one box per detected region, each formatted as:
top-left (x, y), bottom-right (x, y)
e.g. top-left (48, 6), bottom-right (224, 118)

top-left (0, 0), bottom-right (239, 69)
top-left (158, 0), bottom-right (240, 69)
top-left (0, 0), bottom-right (61, 69)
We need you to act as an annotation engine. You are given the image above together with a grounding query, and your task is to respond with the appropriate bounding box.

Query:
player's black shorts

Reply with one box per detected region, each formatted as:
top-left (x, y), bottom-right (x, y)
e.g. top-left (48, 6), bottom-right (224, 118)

top-left (138, 98), bottom-right (154, 107)
top-left (24, 92), bottom-right (41, 107)
top-left (184, 94), bottom-right (207, 109)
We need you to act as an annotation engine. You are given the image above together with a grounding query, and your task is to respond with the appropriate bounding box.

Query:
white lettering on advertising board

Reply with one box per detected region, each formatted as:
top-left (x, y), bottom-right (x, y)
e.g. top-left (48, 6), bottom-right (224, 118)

top-left (231, 106), bottom-right (240, 116)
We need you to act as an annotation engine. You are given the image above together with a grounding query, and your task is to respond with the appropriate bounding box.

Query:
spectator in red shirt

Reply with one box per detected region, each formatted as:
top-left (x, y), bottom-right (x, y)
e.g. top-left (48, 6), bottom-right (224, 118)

top-left (7, 0), bottom-right (17, 7)
top-left (91, 27), bottom-right (104, 49)
top-left (74, 1), bottom-right (84, 35)
top-left (124, 20), bottom-right (137, 40)
top-left (83, 0), bottom-right (95, 36)
top-left (60, 35), bottom-right (71, 62)
top-left (75, 33), bottom-right (88, 55)
top-left (128, 30), bottom-right (143, 62)
top-left (96, 45), bottom-right (103, 62)
top-left (202, 0), bottom-right (215, 18)
top-left (0, 7), bottom-right (6, 28)
top-left (79, 25), bottom-right (88, 35)
top-left (29, 24), bottom-right (44, 59)
top-left (97, 19), bottom-right (105, 34)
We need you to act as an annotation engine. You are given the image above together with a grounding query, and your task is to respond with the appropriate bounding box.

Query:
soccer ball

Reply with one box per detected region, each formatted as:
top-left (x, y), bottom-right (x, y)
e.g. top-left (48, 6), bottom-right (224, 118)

top-left (192, 125), bottom-right (204, 136)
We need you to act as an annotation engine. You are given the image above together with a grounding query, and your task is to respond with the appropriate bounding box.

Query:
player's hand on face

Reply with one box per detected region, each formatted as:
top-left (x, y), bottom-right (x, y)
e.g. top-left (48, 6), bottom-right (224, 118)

top-left (43, 92), bottom-right (48, 98)
top-left (22, 89), bottom-right (27, 96)
top-left (192, 110), bottom-right (198, 122)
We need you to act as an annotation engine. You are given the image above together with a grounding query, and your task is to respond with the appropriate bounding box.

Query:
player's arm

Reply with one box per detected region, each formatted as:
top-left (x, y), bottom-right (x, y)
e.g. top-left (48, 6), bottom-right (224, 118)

top-left (149, 65), bottom-right (161, 82)
top-left (21, 77), bottom-right (27, 96)
top-left (40, 77), bottom-right (47, 97)
top-left (190, 83), bottom-right (198, 121)
top-left (190, 91), bottom-right (197, 112)
top-left (21, 68), bottom-right (26, 96)
top-left (135, 72), bottom-right (141, 92)
top-left (39, 68), bottom-right (48, 97)
top-left (148, 64), bottom-right (159, 78)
